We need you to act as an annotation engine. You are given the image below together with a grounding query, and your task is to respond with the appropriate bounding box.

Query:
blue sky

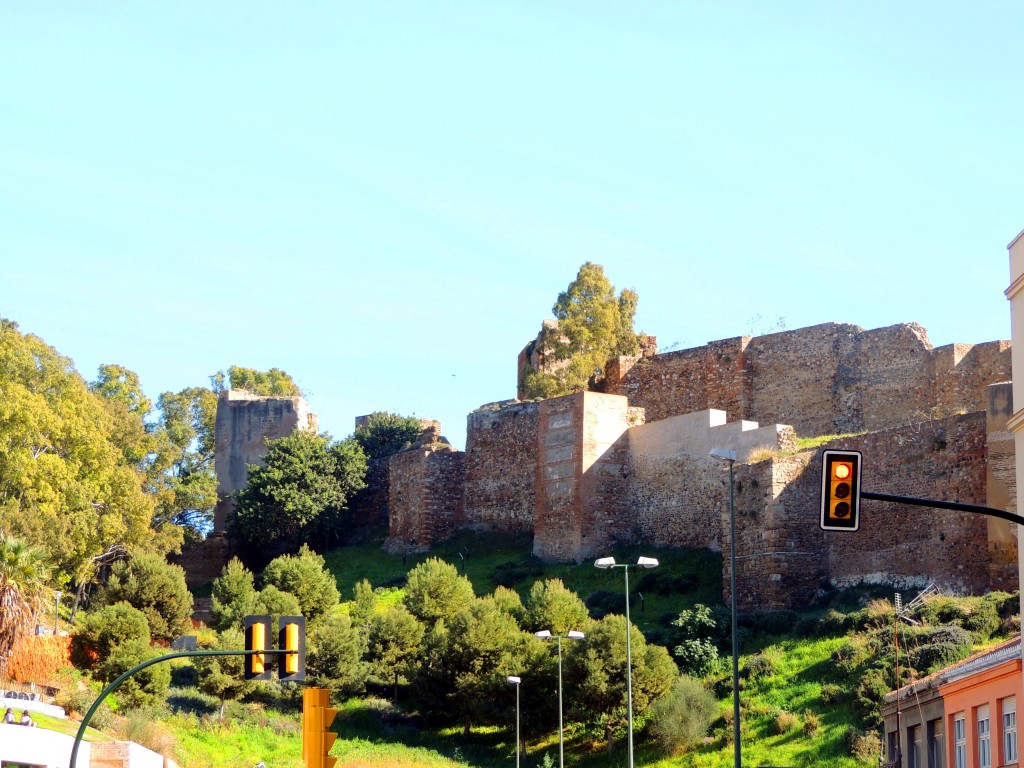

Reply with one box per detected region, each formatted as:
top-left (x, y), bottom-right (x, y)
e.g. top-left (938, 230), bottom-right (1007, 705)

top-left (2, 2), bottom-right (1022, 450)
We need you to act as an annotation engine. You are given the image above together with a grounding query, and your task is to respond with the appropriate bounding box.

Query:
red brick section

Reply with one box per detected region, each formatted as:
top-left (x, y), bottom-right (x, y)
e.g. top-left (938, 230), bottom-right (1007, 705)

top-left (387, 448), bottom-right (466, 549)
top-left (463, 401), bottom-right (540, 532)
top-left (727, 412), bottom-right (991, 611)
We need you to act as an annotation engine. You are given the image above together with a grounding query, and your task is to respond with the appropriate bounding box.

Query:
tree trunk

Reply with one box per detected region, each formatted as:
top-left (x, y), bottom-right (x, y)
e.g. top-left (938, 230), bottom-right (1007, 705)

top-left (393, 672), bottom-right (399, 705)
top-left (464, 716), bottom-right (472, 736)
top-left (606, 724), bottom-right (615, 755)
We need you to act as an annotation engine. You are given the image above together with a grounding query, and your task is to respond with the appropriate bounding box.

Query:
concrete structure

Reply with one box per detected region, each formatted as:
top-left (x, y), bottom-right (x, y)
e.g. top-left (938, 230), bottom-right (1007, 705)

top-left (0, 723), bottom-right (90, 767)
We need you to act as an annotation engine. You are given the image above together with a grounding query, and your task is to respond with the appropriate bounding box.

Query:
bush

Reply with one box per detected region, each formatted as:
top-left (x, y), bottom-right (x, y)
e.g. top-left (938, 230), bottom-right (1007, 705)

top-left (816, 608), bottom-right (853, 636)
top-left (740, 610), bottom-right (798, 636)
top-left (493, 560), bottom-right (545, 588)
top-left (845, 728), bottom-right (882, 762)
top-left (908, 625), bottom-right (973, 673)
top-left (773, 709), bottom-right (799, 734)
top-left (802, 709), bottom-right (821, 737)
top-left (71, 603), bottom-right (150, 670)
top-left (103, 640), bottom-right (171, 709)
top-left (820, 683), bottom-right (845, 705)
top-left (963, 600), bottom-right (1000, 640)
top-left (262, 544), bottom-right (340, 623)
top-left (636, 572), bottom-right (699, 596)
top-left (744, 647), bottom-right (781, 681)
top-left (674, 639), bottom-right (720, 678)
top-left (210, 558), bottom-right (260, 632)
top-left (95, 553), bottom-right (193, 643)
top-left (646, 676), bottom-right (718, 755)
top-left (584, 589), bottom-right (627, 620)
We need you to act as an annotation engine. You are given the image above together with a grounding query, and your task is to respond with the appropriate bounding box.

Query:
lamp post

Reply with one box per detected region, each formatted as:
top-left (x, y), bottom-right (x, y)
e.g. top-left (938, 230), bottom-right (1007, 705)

top-left (710, 447), bottom-right (741, 768)
top-left (534, 629), bottom-right (585, 768)
top-left (594, 556), bottom-right (658, 768)
top-left (54, 591), bottom-right (62, 635)
top-left (507, 675), bottom-right (521, 768)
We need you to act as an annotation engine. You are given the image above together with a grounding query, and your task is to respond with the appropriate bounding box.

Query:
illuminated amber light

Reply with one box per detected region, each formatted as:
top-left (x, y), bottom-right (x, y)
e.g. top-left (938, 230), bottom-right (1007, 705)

top-left (834, 463), bottom-right (851, 480)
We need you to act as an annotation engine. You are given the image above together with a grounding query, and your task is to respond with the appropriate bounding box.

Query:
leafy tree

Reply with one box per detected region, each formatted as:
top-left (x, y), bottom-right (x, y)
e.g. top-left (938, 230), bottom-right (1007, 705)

top-left (229, 430), bottom-right (367, 557)
top-left (670, 603), bottom-right (731, 676)
top-left (403, 558), bottom-right (475, 626)
top-left (491, 585), bottom-right (526, 626)
top-left (411, 597), bottom-right (533, 733)
top-left (0, 320), bottom-right (165, 580)
top-left (522, 263), bottom-right (642, 398)
top-left (367, 603), bottom-right (424, 703)
top-left (90, 364), bottom-right (156, 471)
top-left (94, 553), bottom-right (193, 643)
top-left (353, 412), bottom-right (424, 460)
top-left (211, 366), bottom-right (301, 397)
top-left (0, 537), bottom-right (51, 677)
top-left (261, 545), bottom-right (340, 624)
top-left (645, 676), bottom-right (718, 755)
top-left (209, 558), bottom-right (261, 632)
top-left (71, 602), bottom-right (151, 671)
top-left (102, 639), bottom-right (171, 709)
top-left (525, 578), bottom-right (590, 635)
top-left (306, 613), bottom-right (368, 697)
top-left (349, 578), bottom-right (377, 632)
top-left (151, 387), bottom-right (218, 539)
top-left (195, 627), bottom-right (256, 718)
top-left (566, 614), bottom-right (677, 753)
top-left (254, 585), bottom-right (302, 628)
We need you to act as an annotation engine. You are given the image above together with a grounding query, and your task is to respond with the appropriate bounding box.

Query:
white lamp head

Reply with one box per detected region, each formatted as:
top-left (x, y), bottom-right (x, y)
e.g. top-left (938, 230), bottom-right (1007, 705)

top-left (534, 630), bottom-right (552, 639)
top-left (709, 447), bottom-right (737, 463)
top-left (567, 630), bottom-right (586, 640)
top-left (636, 556), bottom-right (659, 569)
top-left (507, 675), bottom-right (521, 685)
top-left (594, 556), bottom-right (616, 569)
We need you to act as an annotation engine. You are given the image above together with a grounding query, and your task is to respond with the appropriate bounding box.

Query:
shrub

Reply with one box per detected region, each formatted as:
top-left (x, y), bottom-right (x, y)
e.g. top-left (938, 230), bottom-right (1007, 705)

top-left (674, 639), bottom-right (720, 678)
top-left (845, 728), bottom-right (882, 762)
top-left (908, 625), bottom-right (973, 673)
top-left (261, 544), bottom-right (340, 623)
top-left (493, 560), bottom-right (545, 588)
top-left (646, 676), bottom-right (718, 755)
top-left (636, 572), bottom-right (699, 596)
top-left (95, 553), bottom-right (193, 643)
top-left (773, 709), bottom-right (799, 734)
top-left (740, 610), bottom-right (798, 636)
top-left (71, 602), bottom-right (150, 670)
top-left (816, 608), bottom-right (853, 636)
top-left (963, 600), bottom-right (1000, 640)
top-left (820, 683), bottom-right (845, 705)
top-left (5, 635), bottom-right (71, 684)
top-left (209, 558), bottom-right (260, 632)
top-left (744, 647), bottom-right (781, 681)
top-left (584, 589), bottom-right (627, 620)
top-left (103, 640), bottom-right (171, 709)
top-left (802, 709), bottom-right (821, 737)
top-left (111, 709), bottom-right (178, 756)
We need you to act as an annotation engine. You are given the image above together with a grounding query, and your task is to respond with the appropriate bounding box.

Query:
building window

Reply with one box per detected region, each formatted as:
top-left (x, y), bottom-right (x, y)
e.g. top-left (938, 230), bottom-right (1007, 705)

top-left (908, 724), bottom-right (922, 768)
top-left (954, 713), bottom-right (967, 768)
top-left (1004, 696), bottom-right (1018, 765)
top-left (978, 704), bottom-right (992, 768)
top-left (927, 718), bottom-right (943, 768)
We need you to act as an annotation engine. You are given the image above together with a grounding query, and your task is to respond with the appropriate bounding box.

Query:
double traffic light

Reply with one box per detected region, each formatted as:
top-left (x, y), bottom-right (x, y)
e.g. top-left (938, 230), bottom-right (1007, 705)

top-left (820, 449), bottom-right (862, 532)
top-left (303, 687), bottom-right (339, 768)
top-left (244, 615), bottom-right (306, 682)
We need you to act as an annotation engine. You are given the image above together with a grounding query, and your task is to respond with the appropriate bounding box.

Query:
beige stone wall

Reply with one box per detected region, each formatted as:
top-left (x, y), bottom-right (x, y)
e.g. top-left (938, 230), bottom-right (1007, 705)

top-left (213, 389), bottom-right (316, 531)
top-left (386, 447), bottom-right (465, 549)
top-left (986, 382), bottom-right (1017, 590)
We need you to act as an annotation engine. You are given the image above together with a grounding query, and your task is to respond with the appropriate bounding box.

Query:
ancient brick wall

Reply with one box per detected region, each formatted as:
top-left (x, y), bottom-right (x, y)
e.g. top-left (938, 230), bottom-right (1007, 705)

top-left (730, 412), bottom-right (992, 610)
top-left (606, 322), bottom-right (1011, 440)
top-left (463, 401), bottom-right (540, 532)
top-left (213, 389), bottom-right (316, 531)
top-left (533, 392), bottom-right (635, 561)
top-left (386, 448), bottom-right (466, 549)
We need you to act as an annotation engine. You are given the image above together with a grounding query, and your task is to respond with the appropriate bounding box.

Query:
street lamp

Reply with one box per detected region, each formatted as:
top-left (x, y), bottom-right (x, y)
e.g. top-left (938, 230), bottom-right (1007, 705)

top-left (593, 556), bottom-right (658, 768)
top-left (54, 591), bottom-right (62, 635)
top-left (507, 675), bottom-right (521, 768)
top-left (710, 446), bottom-right (741, 768)
top-left (534, 629), bottom-right (585, 768)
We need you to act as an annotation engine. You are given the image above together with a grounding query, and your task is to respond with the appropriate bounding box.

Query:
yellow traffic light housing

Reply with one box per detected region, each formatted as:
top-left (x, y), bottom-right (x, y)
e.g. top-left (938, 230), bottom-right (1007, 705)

top-left (303, 687), bottom-right (339, 768)
top-left (820, 449), bottom-right (862, 531)
top-left (244, 615), bottom-right (272, 681)
top-left (278, 616), bottom-right (306, 682)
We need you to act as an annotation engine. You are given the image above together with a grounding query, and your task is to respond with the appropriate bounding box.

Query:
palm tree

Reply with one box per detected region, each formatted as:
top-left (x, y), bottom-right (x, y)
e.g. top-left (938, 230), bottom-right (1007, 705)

top-left (0, 537), bottom-right (52, 677)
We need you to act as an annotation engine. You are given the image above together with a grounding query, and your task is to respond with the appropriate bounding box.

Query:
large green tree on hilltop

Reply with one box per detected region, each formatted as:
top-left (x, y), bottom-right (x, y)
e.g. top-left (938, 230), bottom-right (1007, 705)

top-left (353, 411), bottom-right (424, 460)
top-left (210, 365), bottom-right (302, 397)
top-left (522, 262), bottom-right (642, 399)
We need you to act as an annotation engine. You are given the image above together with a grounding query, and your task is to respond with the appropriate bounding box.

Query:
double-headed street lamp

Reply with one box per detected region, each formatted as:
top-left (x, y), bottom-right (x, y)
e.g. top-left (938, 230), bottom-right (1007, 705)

top-left (594, 555), bottom-right (659, 768)
top-left (507, 675), bottom-right (521, 768)
top-left (534, 629), bottom-right (585, 768)
top-left (710, 447), bottom-right (742, 768)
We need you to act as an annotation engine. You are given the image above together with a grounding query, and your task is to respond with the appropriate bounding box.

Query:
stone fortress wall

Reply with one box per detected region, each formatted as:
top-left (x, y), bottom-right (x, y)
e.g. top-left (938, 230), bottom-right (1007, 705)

top-left (382, 320), bottom-right (1014, 610)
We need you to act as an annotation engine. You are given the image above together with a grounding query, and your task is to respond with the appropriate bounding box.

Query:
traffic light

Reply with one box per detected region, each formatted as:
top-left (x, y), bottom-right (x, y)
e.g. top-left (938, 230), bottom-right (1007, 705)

top-left (244, 615), bottom-right (272, 681)
top-left (820, 449), bottom-right (862, 532)
top-left (278, 616), bottom-right (306, 682)
top-left (303, 687), bottom-right (338, 768)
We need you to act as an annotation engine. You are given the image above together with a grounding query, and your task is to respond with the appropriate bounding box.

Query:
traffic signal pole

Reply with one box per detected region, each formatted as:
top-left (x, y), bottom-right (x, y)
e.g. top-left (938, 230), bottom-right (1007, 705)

top-left (860, 490), bottom-right (1024, 527)
top-left (68, 648), bottom-right (279, 768)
